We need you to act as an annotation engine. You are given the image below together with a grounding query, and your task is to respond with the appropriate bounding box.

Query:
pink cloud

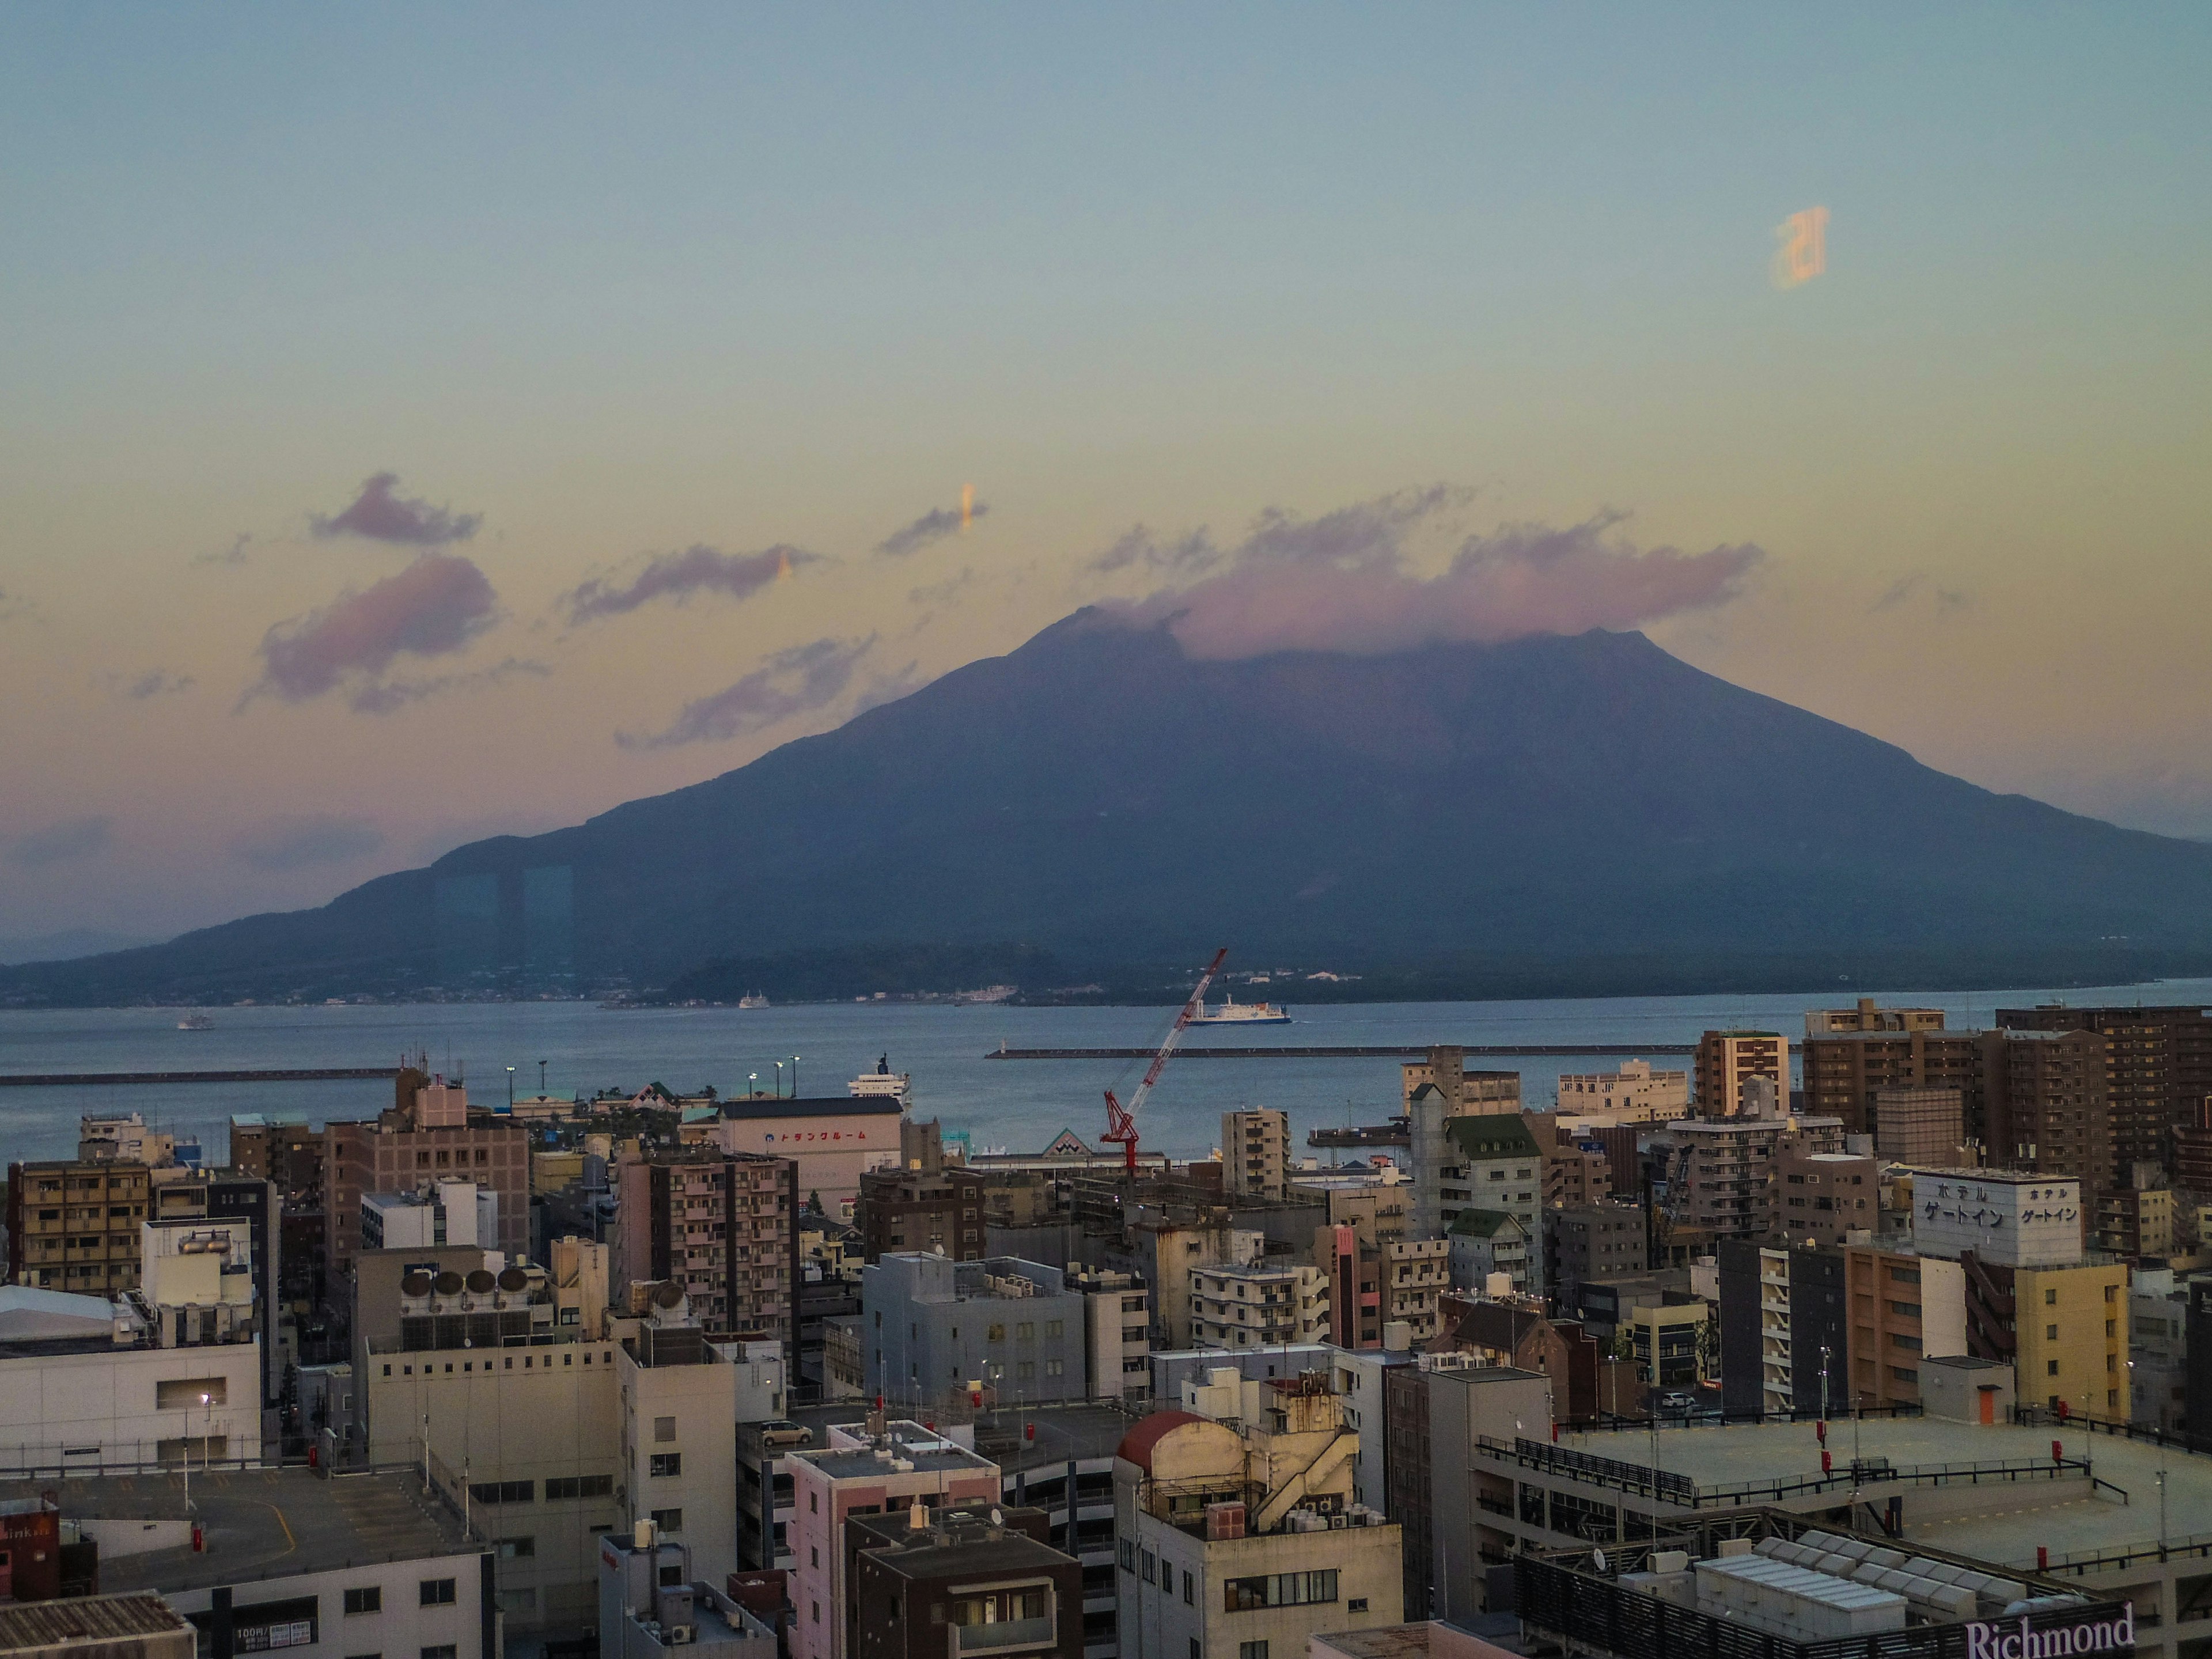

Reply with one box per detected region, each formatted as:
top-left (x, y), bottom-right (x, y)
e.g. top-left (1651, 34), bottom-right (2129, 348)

top-left (249, 554), bottom-right (501, 704)
top-left (562, 543), bottom-right (812, 623)
top-left (310, 472), bottom-right (481, 546)
top-left (1107, 494), bottom-right (1763, 659)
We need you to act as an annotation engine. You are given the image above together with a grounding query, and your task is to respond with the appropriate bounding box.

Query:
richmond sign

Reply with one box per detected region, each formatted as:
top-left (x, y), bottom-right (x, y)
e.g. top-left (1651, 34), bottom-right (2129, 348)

top-left (1964, 1608), bottom-right (2135, 1659)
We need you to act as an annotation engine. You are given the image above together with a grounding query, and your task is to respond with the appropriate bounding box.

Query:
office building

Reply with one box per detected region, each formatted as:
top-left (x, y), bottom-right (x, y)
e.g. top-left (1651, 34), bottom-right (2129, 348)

top-left (1544, 1203), bottom-right (1646, 1313)
top-left (861, 1253), bottom-right (1140, 1411)
top-left (1693, 1031), bottom-right (1789, 1119)
top-left (17, 1468), bottom-right (494, 1659)
top-left (1399, 1049), bottom-right (1521, 1115)
top-left (611, 1150), bottom-right (798, 1358)
top-left (1902, 1169), bottom-right (2084, 1268)
top-left (1113, 1380), bottom-right (1403, 1659)
top-left (1805, 999), bottom-right (1946, 1036)
top-left (616, 1298), bottom-right (748, 1588)
top-left (1873, 1088), bottom-right (1965, 1166)
top-left (1983, 1257), bottom-right (2128, 1416)
top-left (1840, 1245), bottom-right (1965, 1408)
top-left (1998, 1002), bottom-right (2212, 1190)
top-left (324, 1075), bottom-right (531, 1281)
top-left (598, 1520), bottom-right (777, 1659)
top-left (1552, 1059), bottom-right (1688, 1119)
top-left (847, 1504), bottom-right (1081, 1659)
top-left (1223, 1109), bottom-right (1290, 1201)
top-left (786, 1418), bottom-right (1004, 1659)
top-left (855, 1157), bottom-right (985, 1263)
top-left (1647, 1106), bottom-right (1845, 1252)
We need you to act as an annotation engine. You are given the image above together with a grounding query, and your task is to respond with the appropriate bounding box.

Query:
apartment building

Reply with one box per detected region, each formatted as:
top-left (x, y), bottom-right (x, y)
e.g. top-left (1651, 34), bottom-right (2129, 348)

top-left (1841, 1245), bottom-right (1965, 1408)
top-left (1998, 1002), bottom-right (2212, 1190)
top-left (846, 1503), bottom-right (1082, 1659)
top-left (2129, 1265), bottom-right (2188, 1431)
top-left (1806, 999), bottom-right (1946, 1035)
top-left (1223, 1110), bottom-right (1290, 1201)
top-left (1800, 1027), bottom-right (1986, 1139)
top-left (854, 1161), bottom-right (985, 1263)
top-left (1412, 1109), bottom-right (1543, 1281)
top-left (1552, 1059), bottom-right (1688, 1119)
top-left (1190, 1260), bottom-right (1329, 1351)
top-left (1990, 1028), bottom-right (2110, 1188)
top-left (1113, 1379), bottom-right (1403, 1659)
top-left (786, 1418), bottom-right (1004, 1659)
top-left (687, 1094), bottom-right (906, 1219)
top-left (861, 1253), bottom-right (1137, 1411)
top-left (2005, 1258), bottom-right (2130, 1417)
top-left (1770, 1145), bottom-right (1878, 1248)
top-left (1445, 1210), bottom-right (1531, 1296)
top-left (6, 1158), bottom-right (152, 1294)
top-left (2098, 1165), bottom-right (2175, 1257)
top-left (1380, 1238), bottom-right (1449, 1344)
top-left (1399, 1048), bottom-right (1521, 1115)
top-left (325, 1076), bottom-right (531, 1281)
top-left (612, 1150), bottom-right (798, 1359)
top-left (1540, 1129), bottom-right (1612, 1209)
top-left (1874, 1088), bottom-right (1965, 1166)
top-left (1693, 1031), bottom-right (1789, 1119)
top-left (1717, 1240), bottom-right (1846, 1417)
top-left (616, 1302), bottom-right (747, 1585)
top-left (1647, 1108), bottom-right (1845, 1251)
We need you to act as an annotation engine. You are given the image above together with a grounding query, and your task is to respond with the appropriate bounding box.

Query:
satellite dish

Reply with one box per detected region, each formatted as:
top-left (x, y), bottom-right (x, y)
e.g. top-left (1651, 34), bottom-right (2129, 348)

top-left (990, 1508), bottom-right (1003, 1527)
top-left (1593, 1550), bottom-right (1609, 1573)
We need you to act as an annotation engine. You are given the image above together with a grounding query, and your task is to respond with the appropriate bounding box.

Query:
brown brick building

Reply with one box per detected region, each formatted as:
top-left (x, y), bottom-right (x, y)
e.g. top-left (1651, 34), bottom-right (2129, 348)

top-left (322, 1074), bottom-right (530, 1283)
top-left (612, 1149), bottom-right (799, 1361)
top-left (1997, 1003), bottom-right (2212, 1191)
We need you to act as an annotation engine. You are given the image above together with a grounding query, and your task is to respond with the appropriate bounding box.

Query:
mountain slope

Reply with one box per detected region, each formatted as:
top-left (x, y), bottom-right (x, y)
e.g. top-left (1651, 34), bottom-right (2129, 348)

top-left (12, 610), bottom-right (2212, 1003)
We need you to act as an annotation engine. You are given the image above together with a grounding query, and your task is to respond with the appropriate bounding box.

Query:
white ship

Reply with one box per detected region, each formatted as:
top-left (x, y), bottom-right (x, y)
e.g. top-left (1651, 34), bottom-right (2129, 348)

top-left (1190, 995), bottom-right (1290, 1025)
top-left (176, 1014), bottom-right (214, 1031)
top-left (736, 992), bottom-right (770, 1009)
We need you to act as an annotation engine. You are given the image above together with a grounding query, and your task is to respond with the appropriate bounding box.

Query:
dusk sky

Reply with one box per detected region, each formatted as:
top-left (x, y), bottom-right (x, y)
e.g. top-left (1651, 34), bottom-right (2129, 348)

top-left (3, 6), bottom-right (2208, 946)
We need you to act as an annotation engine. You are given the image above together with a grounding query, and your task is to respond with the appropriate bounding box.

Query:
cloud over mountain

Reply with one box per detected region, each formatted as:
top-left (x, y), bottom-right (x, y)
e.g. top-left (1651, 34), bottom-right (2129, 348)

top-left (562, 544), bottom-right (809, 623)
top-left (249, 555), bottom-right (501, 705)
top-left (311, 472), bottom-right (481, 546)
top-left (7, 815), bottom-right (113, 869)
top-left (1106, 490), bottom-right (1762, 660)
top-left (617, 635), bottom-right (874, 749)
top-left (877, 499), bottom-right (987, 558)
top-left (230, 814), bottom-right (386, 871)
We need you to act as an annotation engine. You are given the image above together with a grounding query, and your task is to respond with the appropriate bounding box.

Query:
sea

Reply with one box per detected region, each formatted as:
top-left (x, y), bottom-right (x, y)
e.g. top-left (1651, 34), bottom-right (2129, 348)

top-left (5, 975), bottom-right (2211, 1167)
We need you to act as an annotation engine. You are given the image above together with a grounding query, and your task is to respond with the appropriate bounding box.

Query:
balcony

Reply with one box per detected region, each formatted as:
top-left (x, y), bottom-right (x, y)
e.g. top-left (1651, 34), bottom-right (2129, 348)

top-left (956, 1616), bottom-right (1056, 1653)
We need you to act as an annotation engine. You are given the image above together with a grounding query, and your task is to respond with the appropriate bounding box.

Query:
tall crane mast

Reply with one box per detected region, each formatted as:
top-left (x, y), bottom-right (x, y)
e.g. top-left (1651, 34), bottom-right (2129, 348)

top-left (1101, 946), bottom-right (1229, 1173)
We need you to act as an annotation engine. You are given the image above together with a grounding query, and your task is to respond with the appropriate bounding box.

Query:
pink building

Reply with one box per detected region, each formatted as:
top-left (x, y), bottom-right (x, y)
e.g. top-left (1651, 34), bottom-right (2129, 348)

top-left (786, 1418), bottom-right (1002, 1659)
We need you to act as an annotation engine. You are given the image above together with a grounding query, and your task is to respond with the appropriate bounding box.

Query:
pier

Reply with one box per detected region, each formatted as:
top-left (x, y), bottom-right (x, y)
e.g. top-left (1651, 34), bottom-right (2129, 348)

top-left (0, 1067), bottom-right (402, 1088)
top-left (987, 1043), bottom-right (1695, 1059)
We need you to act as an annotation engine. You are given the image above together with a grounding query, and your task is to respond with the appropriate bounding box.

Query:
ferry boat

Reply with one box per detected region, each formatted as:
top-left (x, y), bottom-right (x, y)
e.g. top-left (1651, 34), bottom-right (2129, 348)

top-left (1190, 996), bottom-right (1290, 1025)
top-left (176, 1014), bottom-right (214, 1031)
top-left (737, 993), bottom-right (770, 1009)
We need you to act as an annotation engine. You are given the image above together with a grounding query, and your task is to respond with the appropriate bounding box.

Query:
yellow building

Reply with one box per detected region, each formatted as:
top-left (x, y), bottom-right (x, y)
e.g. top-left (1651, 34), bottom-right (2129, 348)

top-left (2013, 1259), bottom-right (2129, 1419)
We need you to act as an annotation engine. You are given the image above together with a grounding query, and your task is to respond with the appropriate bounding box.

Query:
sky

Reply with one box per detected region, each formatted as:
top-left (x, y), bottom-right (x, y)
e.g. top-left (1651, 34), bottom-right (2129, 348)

top-left (2, 5), bottom-right (2209, 946)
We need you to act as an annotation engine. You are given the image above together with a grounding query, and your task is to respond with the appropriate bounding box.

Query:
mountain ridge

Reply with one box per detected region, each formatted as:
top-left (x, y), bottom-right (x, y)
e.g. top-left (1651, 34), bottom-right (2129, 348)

top-left (8, 609), bottom-right (2212, 1005)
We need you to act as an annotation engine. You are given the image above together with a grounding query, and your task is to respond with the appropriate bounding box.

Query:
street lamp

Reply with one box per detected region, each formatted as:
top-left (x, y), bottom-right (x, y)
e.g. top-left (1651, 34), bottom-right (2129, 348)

top-left (506, 1067), bottom-right (516, 1108)
top-left (749, 1072), bottom-right (759, 1099)
top-left (539, 1059), bottom-right (548, 1094)
top-left (774, 1060), bottom-right (785, 1099)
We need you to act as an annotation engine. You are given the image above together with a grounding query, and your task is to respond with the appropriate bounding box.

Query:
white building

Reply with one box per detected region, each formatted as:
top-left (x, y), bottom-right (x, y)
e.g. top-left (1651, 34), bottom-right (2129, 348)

top-left (362, 1179), bottom-right (498, 1251)
top-left (1113, 1380), bottom-right (1402, 1659)
top-left (1552, 1060), bottom-right (1690, 1121)
top-left (1189, 1262), bottom-right (1330, 1351)
top-left (1902, 1168), bottom-right (2084, 1268)
top-left (618, 1298), bottom-right (747, 1585)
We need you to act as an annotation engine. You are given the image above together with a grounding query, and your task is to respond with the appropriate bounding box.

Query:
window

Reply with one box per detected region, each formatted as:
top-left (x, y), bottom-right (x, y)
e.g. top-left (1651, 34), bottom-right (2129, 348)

top-left (544, 1475), bottom-right (612, 1500)
top-left (811, 1604), bottom-right (820, 1625)
top-left (2047, 1360), bottom-right (2060, 1377)
top-left (1048, 1319), bottom-right (1066, 1336)
top-left (1225, 1571), bottom-right (1336, 1611)
top-left (810, 1493), bottom-right (819, 1513)
top-left (988, 1323), bottom-right (1006, 1341)
top-left (653, 1416), bottom-right (676, 1443)
top-left (1190, 1643), bottom-right (1201, 1659)
top-left (1183, 1570), bottom-right (1194, 1604)
top-left (1349, 1599), bottom-right (1369, 1613)
top-left (498, 1537), bottom-right (535, 1559)
top-left (649, 1453), bottom-right (682, 1478)
top-left (156, 1378), bottom-right (228, 1410)
top-left (419, 1580), bottom-right (457, 1608)
top-left (1141, 1548), bottom-right (1155, 1584)
top-left (2045, 1289), bottom-right (2058, 1306)
top-left (810, 1548), bottom-right (819, 1568)
top-left (1120, 1541), bottom-right (1136, 1573)
top-left (343, 1589), bottom-right (382, 1615)
top-left (652, 1509), bottom-right (683, 1533)
top-left (423, 1648), bottom-right (457, 1659)
top-left (469, 1480), bottom-right (533, 1504)
top-left (1241, 1645), bottom-right (1271, 1659)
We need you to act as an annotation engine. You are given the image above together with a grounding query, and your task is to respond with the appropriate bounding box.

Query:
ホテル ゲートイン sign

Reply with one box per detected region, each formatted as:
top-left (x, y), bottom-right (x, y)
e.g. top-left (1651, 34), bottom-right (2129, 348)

top-left (1964, 1607), bottom-right (2134, 1659)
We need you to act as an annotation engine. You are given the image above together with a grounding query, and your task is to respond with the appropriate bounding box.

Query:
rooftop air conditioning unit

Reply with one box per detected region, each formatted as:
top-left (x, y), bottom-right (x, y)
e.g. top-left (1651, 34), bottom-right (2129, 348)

top-left (1330, 1514), bottom-right (1350, 1529)
top-left (668, 1627), bottom-right (696, 1645)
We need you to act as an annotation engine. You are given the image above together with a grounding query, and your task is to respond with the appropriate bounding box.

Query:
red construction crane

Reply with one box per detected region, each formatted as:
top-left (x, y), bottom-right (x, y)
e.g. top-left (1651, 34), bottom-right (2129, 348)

top-left (1101, 946), bottom-right (1229, 1173)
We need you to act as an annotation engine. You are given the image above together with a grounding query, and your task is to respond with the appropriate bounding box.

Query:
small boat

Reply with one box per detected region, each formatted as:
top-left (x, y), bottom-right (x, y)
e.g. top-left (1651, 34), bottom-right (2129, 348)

top-left (737, 992), bottom-right (770, 1009)
top-left (177, 1014), bottom-right (214, 1032)
top-left (1190, 996), bottom-right (1291, 1025)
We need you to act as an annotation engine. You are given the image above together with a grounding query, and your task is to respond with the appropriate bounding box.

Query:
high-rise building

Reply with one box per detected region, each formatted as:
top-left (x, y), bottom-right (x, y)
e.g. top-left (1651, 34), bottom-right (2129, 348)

top-left (1800, 1028), bottom-right (1987, 1140)
top-left (1398, 1048), bottom-right (1521, 1115)
top-left (1692, 1031), bottom-right (1789, 1118)
top-left (1997, 1003), bottom-right (2212, 1191)
top-left (1717, 1239), bottom-right (1847, 1417)
top-left (1544, 1203), bottom-right (1646, 1313)
top-left (1410, 1107), bottom-right (1543, 1277)
top-left (1840, 1245), bottom-right (1966, 1409)
top-left (1222, 1109), bottom-right (1290, 1200)
top-left (612, 1150), bottom-right (798, 1359)
top-left (1987, 1029), bottom-right (2109, 1189)
top-left (861, 1253), bottom-right (1143, 1411)
top-left (1647, 1105), bottom-right (1845, 1251)
top-left (1769, 1145), bottom-right (1878, 1248)
top-left (854, 1162), bottom-right (984, 1262)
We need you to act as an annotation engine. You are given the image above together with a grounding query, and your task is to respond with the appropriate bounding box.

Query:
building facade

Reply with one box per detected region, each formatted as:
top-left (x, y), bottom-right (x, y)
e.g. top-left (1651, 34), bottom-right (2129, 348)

top-left (611, 1151), bottom-right (798, 1359)
top-left (1222, 1111), bottom-right (1290, 1202)
top-left (1692, 1031), bottom-right (1789, 1119)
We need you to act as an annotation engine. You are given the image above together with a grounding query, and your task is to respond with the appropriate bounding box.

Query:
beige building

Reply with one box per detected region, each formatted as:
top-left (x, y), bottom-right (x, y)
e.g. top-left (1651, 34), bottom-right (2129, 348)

top-left (1842, 1245), bottom-right (1967, 1408)
top-left (1552, 1060), bottom-right (1688, 1120)
top-left (1115, 1379), bottom-right (1403, 1659)
top-left (1693, 1031), bottom-right (1789, 1119)
top-left (1224, 1109), bottom-right (1290, 1200)
top-left (1769, 1146), bottom-right (1877, 1248)
top-left (1399, 1048), bottom-right (1521, 1115)
top-left (1191, 1260), bottom-right (1330, 1351)
top-left (325, 1075), bottom-right (531, 1279)
top-left (6, 1158), bottom-right (153, 1294)
top-left (1873, 1087), bottom-right (1965, 1166)
top-left (1805, 999), bottom-right (1946, 1035)
top-left (2013, 1259), bottom-right (2129, 1418)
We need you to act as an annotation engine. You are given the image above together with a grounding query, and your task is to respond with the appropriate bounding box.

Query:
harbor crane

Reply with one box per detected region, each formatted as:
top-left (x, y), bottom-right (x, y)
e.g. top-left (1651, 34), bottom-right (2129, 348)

top-left (1101, 946), bottom-right (1229, 1172)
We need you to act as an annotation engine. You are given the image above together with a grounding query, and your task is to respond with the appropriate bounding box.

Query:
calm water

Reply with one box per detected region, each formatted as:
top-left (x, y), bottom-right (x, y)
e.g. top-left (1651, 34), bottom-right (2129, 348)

top-left (5, 976), bottom-right (2210, 1165)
